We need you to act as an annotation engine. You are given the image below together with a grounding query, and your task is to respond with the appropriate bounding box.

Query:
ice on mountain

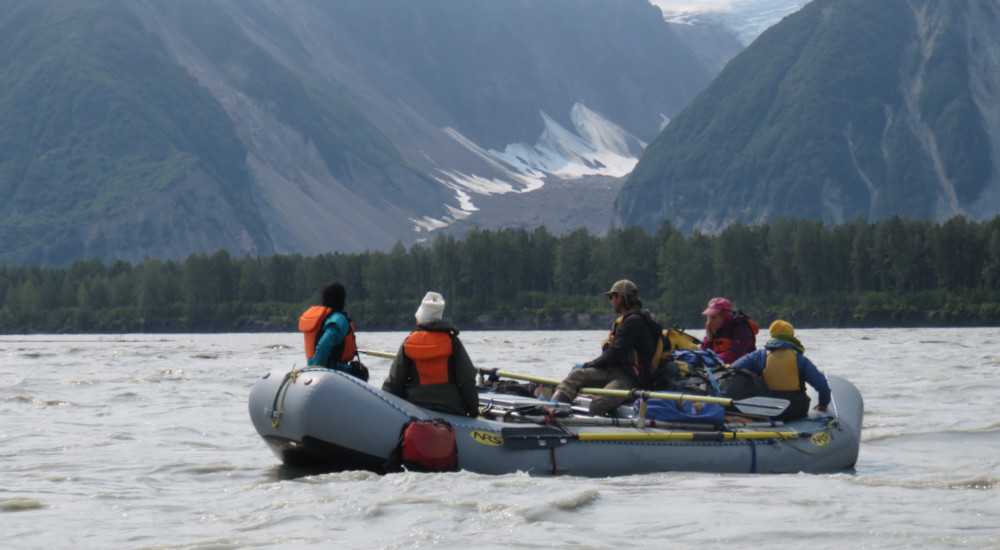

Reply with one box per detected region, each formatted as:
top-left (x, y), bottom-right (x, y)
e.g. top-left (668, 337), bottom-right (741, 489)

top-left (489, 102), bottom-right (646, 180)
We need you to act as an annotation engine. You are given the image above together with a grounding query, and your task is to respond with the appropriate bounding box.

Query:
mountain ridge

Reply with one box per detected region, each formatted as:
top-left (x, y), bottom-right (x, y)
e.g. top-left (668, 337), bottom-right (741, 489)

top-left (0, 0), bottom-right (735, 265)
top-left (614, 0), bottom-right (1000, 234)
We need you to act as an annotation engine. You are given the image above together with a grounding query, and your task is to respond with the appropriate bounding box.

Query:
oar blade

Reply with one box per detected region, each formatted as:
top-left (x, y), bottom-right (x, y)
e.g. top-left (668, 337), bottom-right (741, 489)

top-left (730, 396), bottom-right (790, 417)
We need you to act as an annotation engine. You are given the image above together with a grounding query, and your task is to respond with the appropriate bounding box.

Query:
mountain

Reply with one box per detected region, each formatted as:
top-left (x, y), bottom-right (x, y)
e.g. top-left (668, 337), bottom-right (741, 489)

top-left (648, 0), bottom-right (807, 74)
top-left (615, 0), bottom-right (1000, 234)
top-left (0, 0), bottom-right (737, 265)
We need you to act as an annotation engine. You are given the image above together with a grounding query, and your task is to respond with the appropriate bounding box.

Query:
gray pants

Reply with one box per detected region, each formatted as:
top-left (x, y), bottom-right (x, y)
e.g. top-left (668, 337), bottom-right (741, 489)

top-left (553, 366), bottom-right (637, 416)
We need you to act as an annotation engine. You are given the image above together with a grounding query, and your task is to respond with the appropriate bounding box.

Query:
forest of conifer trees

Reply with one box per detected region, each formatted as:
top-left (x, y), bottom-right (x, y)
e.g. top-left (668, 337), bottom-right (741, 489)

top-left (2, 216), bottom-right (999, 334)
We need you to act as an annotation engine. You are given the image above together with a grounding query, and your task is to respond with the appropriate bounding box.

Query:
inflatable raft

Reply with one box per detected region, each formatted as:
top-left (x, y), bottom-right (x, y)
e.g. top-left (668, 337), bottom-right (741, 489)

top-left (248, 367), bottom-right (863, 476)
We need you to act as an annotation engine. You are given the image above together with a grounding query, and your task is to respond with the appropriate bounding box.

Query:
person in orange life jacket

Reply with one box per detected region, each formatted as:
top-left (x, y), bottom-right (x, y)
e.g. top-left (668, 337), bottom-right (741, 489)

top-left (551, 280), bottom-right (661, 416)
top-left (381, 292), bottom-right (479, 417)
top-left (700, 297), bottom-right (757, 364)
top-left (303, 282), bottom-right (359, 375)
top-left (731, 320), bottom-right (831, 421)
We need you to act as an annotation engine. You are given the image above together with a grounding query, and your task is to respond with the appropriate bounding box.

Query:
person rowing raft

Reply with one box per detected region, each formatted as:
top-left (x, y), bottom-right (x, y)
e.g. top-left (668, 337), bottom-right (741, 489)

top-left (551, 280), bottom-right (663, 416)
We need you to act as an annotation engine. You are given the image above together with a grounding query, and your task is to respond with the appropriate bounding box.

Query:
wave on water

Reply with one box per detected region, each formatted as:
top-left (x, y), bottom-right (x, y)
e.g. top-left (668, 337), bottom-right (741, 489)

top-left (946, 476), bottom-right (998, 491)
top-left (864, 422), bottom-right (1000, 443)
top-left (0, 498), bottom-right (47, 512)
top-left (515, 489), bottom-right (600, 522)
top-left (291, 469), bottom-right (383, 485)
top-left (854, 474), bottom-right (998, 491)
top-left (0, 374), bottom-right (25, 387)
top-left (149, 369), bottom-right (186, 381)
top-left (3, 395), bottom-right (74, 407)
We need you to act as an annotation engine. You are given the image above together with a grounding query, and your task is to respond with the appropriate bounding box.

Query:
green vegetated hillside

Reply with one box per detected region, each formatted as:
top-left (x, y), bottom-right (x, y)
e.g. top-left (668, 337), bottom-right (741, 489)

top-left (1, 0), bottom-right (728, 267)
top-left (151, 0), bottom-right (407, 187)
top-left (0, 0), bottom-right (421, 265)
top-left (615, 0), bottom-right (998, 233)
top-left (0, 0), bottom-right (264, 263)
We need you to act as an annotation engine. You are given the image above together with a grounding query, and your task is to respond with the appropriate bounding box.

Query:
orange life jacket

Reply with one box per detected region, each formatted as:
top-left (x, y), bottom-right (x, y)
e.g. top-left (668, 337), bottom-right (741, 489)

top-left (404, 330), bottom-right (454, 385)
top-left (708, 312), bottom-right (759, 356)
top-left (299, 306), bottom-right (357, 364)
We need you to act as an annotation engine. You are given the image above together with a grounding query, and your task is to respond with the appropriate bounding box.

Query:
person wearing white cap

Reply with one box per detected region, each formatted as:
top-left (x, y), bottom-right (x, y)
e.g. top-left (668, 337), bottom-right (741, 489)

top-left (551, 280), bottom-right (663, 416)
top-left (382, 292), bottom-right (479, 417)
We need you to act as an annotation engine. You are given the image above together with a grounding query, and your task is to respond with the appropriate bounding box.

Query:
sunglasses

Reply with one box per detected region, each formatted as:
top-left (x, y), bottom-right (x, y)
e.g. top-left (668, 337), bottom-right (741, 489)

top-left (608, 292), bottom-right (619, 300)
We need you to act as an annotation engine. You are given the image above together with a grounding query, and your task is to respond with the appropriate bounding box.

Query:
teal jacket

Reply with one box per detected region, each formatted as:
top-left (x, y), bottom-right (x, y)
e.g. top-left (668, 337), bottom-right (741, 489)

top-left (307, 311), bottom-right (351, 370)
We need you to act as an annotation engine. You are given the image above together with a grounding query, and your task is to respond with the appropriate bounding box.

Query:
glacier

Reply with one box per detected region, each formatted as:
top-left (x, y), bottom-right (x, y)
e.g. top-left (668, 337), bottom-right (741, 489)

top-left (489, 103), bottom-right (646, 180)
top-left (651, 0), bottom-right (808, 45)
top-left (410, 1), bottom-right (814, 235)
top-left (413, 102), bottom-right (645, 233)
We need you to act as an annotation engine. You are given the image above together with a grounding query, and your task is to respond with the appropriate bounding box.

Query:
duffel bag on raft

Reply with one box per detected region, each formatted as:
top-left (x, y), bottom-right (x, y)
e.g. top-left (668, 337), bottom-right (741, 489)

top-left (384, 418), bottom-right (458, 473)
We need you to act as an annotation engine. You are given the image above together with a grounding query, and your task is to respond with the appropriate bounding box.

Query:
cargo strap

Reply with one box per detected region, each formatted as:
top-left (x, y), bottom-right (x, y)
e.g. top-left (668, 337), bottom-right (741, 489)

top-left (268, 367), bottom-right (326, 427)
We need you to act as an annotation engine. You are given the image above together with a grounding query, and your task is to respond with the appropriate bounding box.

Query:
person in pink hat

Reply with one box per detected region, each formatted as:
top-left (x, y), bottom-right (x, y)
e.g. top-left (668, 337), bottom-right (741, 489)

top-left (699, 297), bottom-right (758, 363)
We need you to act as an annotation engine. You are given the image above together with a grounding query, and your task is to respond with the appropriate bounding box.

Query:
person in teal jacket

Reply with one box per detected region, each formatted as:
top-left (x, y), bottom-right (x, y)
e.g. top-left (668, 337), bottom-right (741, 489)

top-left (731, 320), bottom-right (831, 420)
top-left (303, 282), bottom-right (364, 379)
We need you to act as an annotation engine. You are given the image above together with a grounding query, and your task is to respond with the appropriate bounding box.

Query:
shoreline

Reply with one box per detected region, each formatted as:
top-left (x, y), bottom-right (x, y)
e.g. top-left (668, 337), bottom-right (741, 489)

top-left (8, 309), bottom-right (994, 335)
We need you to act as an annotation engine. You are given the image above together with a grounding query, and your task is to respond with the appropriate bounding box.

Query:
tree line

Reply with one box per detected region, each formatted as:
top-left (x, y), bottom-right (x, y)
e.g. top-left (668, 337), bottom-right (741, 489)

top-left (2, 215), bottom-right (999, 334)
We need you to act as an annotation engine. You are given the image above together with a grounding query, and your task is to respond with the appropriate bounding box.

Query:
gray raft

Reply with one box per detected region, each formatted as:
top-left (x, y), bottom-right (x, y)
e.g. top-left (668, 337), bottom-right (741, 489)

top-left (248, 368), bottom-right (863, 476)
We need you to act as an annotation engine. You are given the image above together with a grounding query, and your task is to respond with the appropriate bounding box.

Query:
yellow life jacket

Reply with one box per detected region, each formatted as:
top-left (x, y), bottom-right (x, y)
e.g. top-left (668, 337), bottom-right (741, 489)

top-left (763, 348), bottom-right (803, 392)
top-left (404, 330), bottom-right (454, 385)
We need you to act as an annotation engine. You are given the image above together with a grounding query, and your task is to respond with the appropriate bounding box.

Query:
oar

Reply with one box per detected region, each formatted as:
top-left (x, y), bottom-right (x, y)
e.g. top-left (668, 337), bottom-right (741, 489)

top-left (509, 412), bottom-right (723, 431)
top-left (478, 368), bottom-right (789, 418)
top-left (508, 413), bottom-right (784, 431)
top-left (499, 425), bottom-right (804, 449)
top-left (360, 351), bottom-right (789, 417)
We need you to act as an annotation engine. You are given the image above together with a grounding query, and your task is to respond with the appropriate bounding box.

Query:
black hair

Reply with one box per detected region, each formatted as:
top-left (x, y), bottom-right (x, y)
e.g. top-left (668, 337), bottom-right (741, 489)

top-left (322, 282), bottom-right (346, 312)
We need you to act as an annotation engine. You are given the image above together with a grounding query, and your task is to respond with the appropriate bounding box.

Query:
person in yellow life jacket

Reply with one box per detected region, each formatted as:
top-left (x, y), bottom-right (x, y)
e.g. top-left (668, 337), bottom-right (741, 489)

top-left (552, 280), bottom-right (662, 416)
top-left (699, 297), bottom-right (758, 363)
top-left (300, 282), bottom-right (364, 379)
top-left (731, 320), bottom-right (831, 421)
top-left (382, 292), bottom-right (479, 417)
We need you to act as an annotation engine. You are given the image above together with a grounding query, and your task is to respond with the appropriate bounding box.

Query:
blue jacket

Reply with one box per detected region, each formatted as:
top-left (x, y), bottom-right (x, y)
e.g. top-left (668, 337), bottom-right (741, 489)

top-left (731, 340), bottom-right (831, 407)
top-left (307, 311), bottom-right (350, 368)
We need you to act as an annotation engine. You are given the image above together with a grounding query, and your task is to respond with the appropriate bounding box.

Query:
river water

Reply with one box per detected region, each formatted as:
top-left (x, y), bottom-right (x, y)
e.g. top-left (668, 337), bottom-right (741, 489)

top-left (2, 328), bottom-right (998, 549)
